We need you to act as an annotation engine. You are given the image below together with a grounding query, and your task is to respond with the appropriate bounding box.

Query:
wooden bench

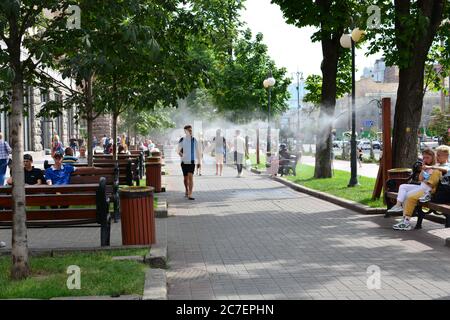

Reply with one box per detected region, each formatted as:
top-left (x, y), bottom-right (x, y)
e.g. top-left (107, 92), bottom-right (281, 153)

top-left (0, 180), bottom-right (111, 246)
top-left (93, 159), bottom-right (139, 186)
top-left (70, 167), bottom-right (120, 222)
top-left (94, 153), bottom-right (144, 179)
top-left (386, 191), bottom-right (450, 229)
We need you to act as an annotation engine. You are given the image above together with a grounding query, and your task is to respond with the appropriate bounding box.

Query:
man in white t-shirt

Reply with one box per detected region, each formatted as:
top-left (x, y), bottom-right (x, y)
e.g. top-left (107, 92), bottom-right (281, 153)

top-left (233, 130), bottom-right (247, 177)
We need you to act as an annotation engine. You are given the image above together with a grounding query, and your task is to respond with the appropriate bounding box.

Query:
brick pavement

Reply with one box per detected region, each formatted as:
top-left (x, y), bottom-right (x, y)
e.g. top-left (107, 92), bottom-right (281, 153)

top-left (161, 146), bottom-right (450, 300)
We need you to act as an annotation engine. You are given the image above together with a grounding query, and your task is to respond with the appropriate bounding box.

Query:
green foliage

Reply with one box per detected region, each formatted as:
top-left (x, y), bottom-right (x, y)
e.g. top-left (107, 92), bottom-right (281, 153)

top-left (303, 50), bottom-right (352, 106)
top-left (208, 29), bottom-right (291, 123)
top-left (428, 106), bottom-right (450, 144)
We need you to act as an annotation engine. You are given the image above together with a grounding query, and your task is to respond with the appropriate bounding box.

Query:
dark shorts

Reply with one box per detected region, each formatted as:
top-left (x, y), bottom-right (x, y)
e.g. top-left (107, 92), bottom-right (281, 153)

top-left (181, 163), bottom-right (196, 176)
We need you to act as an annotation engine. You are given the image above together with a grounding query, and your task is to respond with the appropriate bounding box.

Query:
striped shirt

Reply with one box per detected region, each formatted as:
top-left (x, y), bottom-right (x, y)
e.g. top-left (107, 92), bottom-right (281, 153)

top-left (0, 140), bottom-right (12, 159)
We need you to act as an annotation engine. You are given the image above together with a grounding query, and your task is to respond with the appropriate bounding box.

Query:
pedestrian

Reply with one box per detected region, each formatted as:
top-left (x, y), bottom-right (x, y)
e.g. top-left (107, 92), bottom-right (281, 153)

top-left (101, 135), bottom-right (107, 149)
top-left (177, 125), bottom-right (201, 200)
top-left (213, 129), bottom-right (226, 176)
top-left (357, 146), bottom-right (363, 168)
top-left (196, 134), bottom-right (205, 176)
top-left (78, 146), bottom-right (88, 164)
top-left (62, 147), bottom-right (78, 164)
top-left (233, 130), bottom-right (246, 177)
top-left (0, 132), bottom-right (12, 185)
top-left (51, 134), bottom-right (64, 157)
top-left (93, 136), bottom-right (98, 149)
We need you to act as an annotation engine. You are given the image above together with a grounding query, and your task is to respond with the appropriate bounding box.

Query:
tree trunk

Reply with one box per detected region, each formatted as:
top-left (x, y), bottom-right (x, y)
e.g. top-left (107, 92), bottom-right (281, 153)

top-left (10, 64), bottom-right (29, 280)
top-left (112, 112), bottom-right (118, 161)
top-left (86, 77), bottom-right (94, 166)
top-left (392, 0), bottom-right (445, 168)
top-left (392, 67), bottom-right (427, 168)
top-left (314, 36), bottom-right (341, 178)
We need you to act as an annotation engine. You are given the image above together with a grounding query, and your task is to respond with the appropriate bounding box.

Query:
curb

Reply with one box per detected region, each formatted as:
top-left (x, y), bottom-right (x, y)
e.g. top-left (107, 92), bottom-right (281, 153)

top-left (0, 245), bottom-right (151, 257)
top-left (247, 167), bottom-right (385, 215)
top-left (50, 295), bottom-right (141, 300)
top-left (145, 218), bottom-right (168, 268)
top-left (272, 176), bottom-right (385, 215)
top-left (143, 268), bottom-right (167, 300)
top-left (155, 200), bottom-right (168, 218)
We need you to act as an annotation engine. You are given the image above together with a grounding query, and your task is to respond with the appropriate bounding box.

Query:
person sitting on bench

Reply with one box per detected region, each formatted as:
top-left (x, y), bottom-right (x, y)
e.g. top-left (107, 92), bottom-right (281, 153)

top-left (391, 147), bottom-right (449, 231)
top-left (62, 147), bottom-right (78, 164)
top-left (6, 154), bottom-right (44, 186)
top-left (45, 151), bottom-right (76, 185)
top-left (418, 145), bottom-right (450, 203)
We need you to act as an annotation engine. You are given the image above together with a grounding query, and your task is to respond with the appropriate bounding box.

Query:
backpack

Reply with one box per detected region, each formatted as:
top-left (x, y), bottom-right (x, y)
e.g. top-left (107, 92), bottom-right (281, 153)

top-left (432, 175), bottom-right (450, 204)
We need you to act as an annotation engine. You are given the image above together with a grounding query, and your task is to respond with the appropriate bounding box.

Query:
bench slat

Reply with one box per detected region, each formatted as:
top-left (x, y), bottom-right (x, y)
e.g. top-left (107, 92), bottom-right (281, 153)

top-left (0, 209), bottom-right (97, 221)
top-left (0, 194), bottom-right (97, 206)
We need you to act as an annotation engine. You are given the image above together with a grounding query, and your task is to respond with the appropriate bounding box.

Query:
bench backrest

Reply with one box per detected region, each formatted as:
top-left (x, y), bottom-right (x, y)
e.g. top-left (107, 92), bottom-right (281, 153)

top-left (0, 180), bottom-right (108, 225)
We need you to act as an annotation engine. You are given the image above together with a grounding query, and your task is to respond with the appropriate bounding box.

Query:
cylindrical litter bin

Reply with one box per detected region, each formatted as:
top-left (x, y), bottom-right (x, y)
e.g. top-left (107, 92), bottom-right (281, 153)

top-left (119, 186), bottom-right (155, 245)
top-left (146, 156), bottom-right (162, 193)
top-left (387, 168), bottom-right (412, 192)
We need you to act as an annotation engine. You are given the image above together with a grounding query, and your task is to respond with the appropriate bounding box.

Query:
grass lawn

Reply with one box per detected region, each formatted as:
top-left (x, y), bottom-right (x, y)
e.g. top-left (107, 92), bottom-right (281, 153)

top-left (248, 153), bottom-right (267, 170)
top-left (286, 164), bottom-right (384, 208)
top-left (0, 248), bottom-right (149, 299)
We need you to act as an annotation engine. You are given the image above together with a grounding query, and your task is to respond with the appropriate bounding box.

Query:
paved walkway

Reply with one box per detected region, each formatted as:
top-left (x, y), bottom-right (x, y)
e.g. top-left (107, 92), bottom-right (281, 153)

top-left (161, 146), bottom-right (450, 300)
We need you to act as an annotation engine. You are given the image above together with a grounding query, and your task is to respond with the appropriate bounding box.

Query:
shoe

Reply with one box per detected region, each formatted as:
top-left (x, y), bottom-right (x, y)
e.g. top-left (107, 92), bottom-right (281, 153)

top-left (387, 204), bottom-right (403, 213)
top-left (0, 241), bottom-right (5, 248)
top-left (393, 219), bottom-right (412, 231)
top-left (188, 197), bottom-right (195, 201)
top-left (419, 193), bottom-right (432, 203)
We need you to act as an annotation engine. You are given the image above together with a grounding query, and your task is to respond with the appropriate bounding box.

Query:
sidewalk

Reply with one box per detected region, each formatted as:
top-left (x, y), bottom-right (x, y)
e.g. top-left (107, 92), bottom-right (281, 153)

top-left (161, 146), bottom-right (450, 300)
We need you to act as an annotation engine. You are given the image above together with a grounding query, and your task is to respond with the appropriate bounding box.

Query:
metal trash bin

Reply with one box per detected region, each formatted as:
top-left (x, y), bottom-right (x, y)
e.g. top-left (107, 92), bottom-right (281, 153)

top-left (387, 168), bottom-right (412, 192)
top-left (119, 186), bottom-right (155, 245)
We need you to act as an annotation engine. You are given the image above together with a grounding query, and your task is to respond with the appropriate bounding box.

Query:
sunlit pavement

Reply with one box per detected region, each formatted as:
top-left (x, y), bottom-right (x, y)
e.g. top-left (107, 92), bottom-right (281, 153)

top-left (161, 146), bottom-right (450, 300)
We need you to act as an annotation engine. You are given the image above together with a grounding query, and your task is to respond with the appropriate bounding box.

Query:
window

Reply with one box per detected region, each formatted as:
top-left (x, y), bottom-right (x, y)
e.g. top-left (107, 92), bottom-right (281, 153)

top-left (40, 90), bottom-right (49, 103)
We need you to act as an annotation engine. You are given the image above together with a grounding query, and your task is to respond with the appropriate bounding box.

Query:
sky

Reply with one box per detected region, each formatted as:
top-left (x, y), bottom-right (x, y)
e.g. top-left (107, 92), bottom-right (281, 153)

top-left (240, 0), bottom-right (384, 80)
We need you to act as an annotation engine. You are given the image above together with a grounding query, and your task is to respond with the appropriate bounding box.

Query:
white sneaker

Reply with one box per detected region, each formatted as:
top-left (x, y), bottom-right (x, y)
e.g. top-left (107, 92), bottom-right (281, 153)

top-left (0, 241), bottom-right (6, 248)
top-left (387, 204), bottom-right (403, 213)
top-left (393, 219), bottom-right (412, 231)
top-left (419, 193), bottom-right (432, 203)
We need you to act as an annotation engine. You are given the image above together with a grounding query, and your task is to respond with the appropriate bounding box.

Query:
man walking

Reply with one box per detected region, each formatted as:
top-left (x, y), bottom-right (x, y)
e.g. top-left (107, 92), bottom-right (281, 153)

top-left (177, 125), bottom-right (201, 200)
top-left (0, 132), bottom-right (12, 185)
top-left (234, 130), bottom-right (246, 177)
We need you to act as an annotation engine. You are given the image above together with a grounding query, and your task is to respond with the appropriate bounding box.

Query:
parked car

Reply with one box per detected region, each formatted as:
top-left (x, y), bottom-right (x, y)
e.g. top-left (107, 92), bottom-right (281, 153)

top-left (358, 140), bottom-right (372, 150)
top-left (420, 141), bottom-right (439, 151)
top-left (372, 140), bottom-right (381, 150)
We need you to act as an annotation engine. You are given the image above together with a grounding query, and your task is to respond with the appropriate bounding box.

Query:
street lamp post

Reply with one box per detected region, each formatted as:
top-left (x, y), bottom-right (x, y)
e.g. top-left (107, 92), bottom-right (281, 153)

top-left (293, 71), bottom-right (304, 154)
top-left (340, 28), bottom-right (364, 187)
top-left (263, 72), bottom-right (276, 155)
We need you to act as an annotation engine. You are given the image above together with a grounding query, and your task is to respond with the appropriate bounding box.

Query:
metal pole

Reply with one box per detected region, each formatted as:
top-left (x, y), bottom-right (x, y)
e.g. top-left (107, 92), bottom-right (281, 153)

top-left (267, 87), bottom-right (271, 154)
top-left (348, 39), bottom-right (359, 187)
top-left (296, 72), bottom-right (300, 153)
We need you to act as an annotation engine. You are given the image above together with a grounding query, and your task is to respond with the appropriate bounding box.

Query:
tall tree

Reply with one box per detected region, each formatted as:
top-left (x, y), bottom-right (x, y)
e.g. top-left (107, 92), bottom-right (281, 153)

top-left (272, 0), bottom-right (359, 178)
top-left (209, 29), bottom-right (291, 123)
top-left (364, 0), bottom-right (448, 167)
top-left (0, 0), bottom-right (75, 279)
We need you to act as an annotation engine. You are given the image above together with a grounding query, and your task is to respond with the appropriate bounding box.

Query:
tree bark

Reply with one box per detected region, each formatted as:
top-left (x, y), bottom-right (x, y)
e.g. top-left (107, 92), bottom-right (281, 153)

top-left (112, 112), bottom-right (118, 161)
top-left (392, 0), bottom-right (445, 168)
top-left (314, 35), bottom-right (340, 178)
top-left (85, 76), bottom-right (94, 166)
top-left (9, 40), bottom-right (30, 280)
